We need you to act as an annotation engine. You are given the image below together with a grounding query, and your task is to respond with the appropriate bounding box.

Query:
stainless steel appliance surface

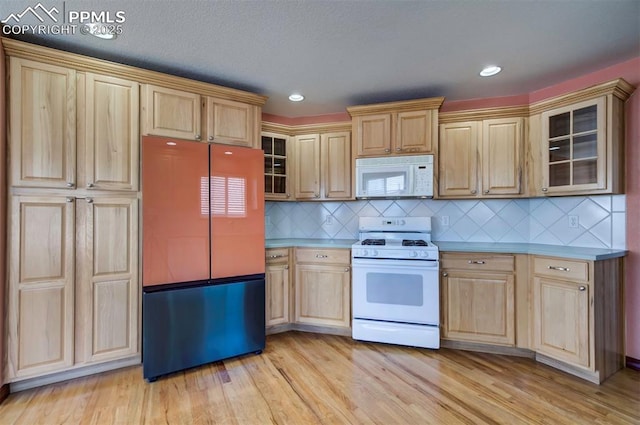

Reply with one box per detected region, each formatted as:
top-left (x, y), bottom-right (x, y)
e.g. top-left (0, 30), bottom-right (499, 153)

top-left (351, 217), bottom-right (440, 349)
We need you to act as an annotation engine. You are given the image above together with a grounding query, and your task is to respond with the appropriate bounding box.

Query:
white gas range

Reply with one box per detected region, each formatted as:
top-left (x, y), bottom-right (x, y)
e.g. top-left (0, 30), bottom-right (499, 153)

top-left (351, 217), bottom-right (440, 349)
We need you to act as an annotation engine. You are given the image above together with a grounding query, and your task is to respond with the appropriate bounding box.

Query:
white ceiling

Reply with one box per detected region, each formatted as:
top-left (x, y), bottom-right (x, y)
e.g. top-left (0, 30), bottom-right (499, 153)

top-left (2, 0), bottom-right (639, 117)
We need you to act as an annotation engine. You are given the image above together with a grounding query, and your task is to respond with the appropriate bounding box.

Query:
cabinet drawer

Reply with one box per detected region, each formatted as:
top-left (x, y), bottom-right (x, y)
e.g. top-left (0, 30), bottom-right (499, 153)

top-left (533, 256), bottom-right (589, 282)
top-left (441, 253), bottom-right (514, 272)
top-left (266, 248), bottom-right (289, 264)
top-left (295, 248), bottom-right (350, 265)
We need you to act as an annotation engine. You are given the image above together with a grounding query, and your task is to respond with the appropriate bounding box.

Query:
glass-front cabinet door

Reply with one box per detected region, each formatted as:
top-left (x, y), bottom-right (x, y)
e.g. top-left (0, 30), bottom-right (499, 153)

top-left (541, 97), bottom-right (606, 194)
top-left (262, 132), bottom-right (291, 200)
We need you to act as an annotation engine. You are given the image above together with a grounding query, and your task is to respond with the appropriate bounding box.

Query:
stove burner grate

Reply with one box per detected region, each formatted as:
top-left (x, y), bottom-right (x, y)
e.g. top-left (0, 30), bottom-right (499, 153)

top-left (402, 239), bottom-right (428, 247)
top-left (362, 239), bottom-right (386, 246)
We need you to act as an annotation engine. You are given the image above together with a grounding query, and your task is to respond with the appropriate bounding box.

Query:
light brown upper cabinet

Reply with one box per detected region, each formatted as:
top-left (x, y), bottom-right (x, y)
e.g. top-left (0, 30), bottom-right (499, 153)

top-left (9, 58), bottom-right (140, 192)
top-left (347, 97), bottom-right (444, 158)
top-left (142, 84), bottom-right (202, 140)
top-left (142, 84), bottom-right (260, 147)
top-left (529, 79), bottom-right (634, 197)
top-left (204, 97), bottom-right (257, 147)
top-left (294, 131), bottom-right (352, 200)
top-left (81, 73), bottom-right (140, 191)
top-left (9, 58), bottom-right (77, 189)
top-left (262, 132), bottom-right (292, 200)
top-left (438, 113), bottom-right (524, 198)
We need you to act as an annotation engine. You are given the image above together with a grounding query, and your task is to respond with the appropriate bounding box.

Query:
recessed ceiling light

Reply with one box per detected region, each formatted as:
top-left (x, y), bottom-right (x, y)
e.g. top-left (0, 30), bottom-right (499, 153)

top-left (479, 65), bottom-right (502, 77)
top-left (288, 93), bottom-right (305, 102)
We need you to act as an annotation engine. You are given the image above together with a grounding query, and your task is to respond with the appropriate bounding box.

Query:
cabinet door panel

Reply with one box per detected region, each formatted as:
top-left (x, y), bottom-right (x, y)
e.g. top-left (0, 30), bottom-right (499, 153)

top-left (295, 264), bottom-right (350, 328)
top-left (439, 122), bottom-right (479, 197)
top-left (205, 98), bottom-right (253, 147)
top-left (534, 277), bottom-right (590, 367)
top-left (266, 263), bottom-right (290, 327)
top-left (443, 272), bottom-right (515, 345)
top-left (355, 114), bottom-right (391, 156)
top-left (142, 84), bottom-right (201, 140)
top-left (396, 110), bottom-right (435, 153)
top-left (294, 134), bottom-right (321, 199)
top-left (85, 74), bottom-right (139, 191)
top-left (76, 197), bottom-right (138, 363)
top-left (8, 196), bottom-right (75, 379)
top-left (482, 118), bottom-right (522, 195)
top-left (321, 132), bottom-right (351, 199)
top-left (10, 58), bottom-right (76, 188)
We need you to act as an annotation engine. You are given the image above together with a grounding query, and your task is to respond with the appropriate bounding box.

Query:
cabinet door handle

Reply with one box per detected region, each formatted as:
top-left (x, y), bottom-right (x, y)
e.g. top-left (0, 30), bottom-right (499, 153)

top-left (195, 134), bottom-right (201, 141)
top-left (396, 148), bottom-right (402, 152)
top-left (316, 254), bottom-right (328, 258)
top-left (208, 136), bottom-right (214, 141)
top-left (442, 272), bottom-right (448, 277)
top-left (66, 197), bottom-right (74, 203)
top-left (86, 198), bottom-right (94, 204)
top-left (284, 265), bottom-right (289, 270)
top-left (286, 193), bottom-right (291, 198)
top-left (66, 182), bottom-right (74, 188)
top-left (314, 193), bottom-right (320, 198)
top-left (484, 190), bottom-right (490, 194)
top-left (578, 286), bottom-right (586, 291)
top-left (269, 254), bottom-right (285, 258)
top-left (87, 183), bottom-right (95, 188)
top-left (548, 266), bottom-right (570, 272)
top-left (468, 260), bottom-right (485, 264)
top-left (471, 189), bottom-right (477, 194)
top-left (344, 267), bottom-right (350, 272)
top-left (542, 188), bottom-right (548, 192)
top-left (384, 148), bottom-right (391, 153)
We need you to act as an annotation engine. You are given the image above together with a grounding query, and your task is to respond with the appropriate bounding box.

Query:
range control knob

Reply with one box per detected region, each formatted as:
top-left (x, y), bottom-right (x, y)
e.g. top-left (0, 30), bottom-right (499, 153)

top-left (371, 250), bottom-right (378, 257)
top-left (410, 251), bottom-right (418, 258)
top-left (420, 251), bottom-right (430, 258)
top-left (362, 249), bottom-right (369, 257)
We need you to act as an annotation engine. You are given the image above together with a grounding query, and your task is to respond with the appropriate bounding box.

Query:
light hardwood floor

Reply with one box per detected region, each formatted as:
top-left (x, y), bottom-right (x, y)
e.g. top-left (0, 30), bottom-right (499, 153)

top-left (1, 331), bottom-right (638, 424)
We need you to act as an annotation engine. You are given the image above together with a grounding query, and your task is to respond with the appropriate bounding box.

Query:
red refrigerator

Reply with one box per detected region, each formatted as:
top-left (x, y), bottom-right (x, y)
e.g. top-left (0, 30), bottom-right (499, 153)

top-left (141, 136), bottom-right (265, 381)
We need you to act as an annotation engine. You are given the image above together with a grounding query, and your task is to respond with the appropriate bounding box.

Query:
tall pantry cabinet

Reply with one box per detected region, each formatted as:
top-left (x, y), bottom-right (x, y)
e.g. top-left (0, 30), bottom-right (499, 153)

top-left (5, 56), bottom-right (139, 382)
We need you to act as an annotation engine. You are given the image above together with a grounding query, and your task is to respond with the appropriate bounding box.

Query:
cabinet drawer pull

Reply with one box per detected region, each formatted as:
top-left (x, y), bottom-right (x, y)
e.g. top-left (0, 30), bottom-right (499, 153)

top-left (315, 254), bottom-right (328, 258)
top-left (468, 260), bottom-right (485, 264)
top-left (548, 266), bottom-right (570, 272)
top-left (578, 286), bottom-right (586, 291)
top-left (269, 254), bottom-right (285, 259)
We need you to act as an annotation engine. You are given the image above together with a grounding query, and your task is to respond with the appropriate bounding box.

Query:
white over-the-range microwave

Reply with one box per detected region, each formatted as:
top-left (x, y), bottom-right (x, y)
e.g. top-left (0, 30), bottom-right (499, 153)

top-left (355, 154), bottom-right (434, 199)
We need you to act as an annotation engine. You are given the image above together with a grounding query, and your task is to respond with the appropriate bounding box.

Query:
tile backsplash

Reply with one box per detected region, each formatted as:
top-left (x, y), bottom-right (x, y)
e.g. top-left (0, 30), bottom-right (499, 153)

top-left (265, 195), bottom-right (626, 249)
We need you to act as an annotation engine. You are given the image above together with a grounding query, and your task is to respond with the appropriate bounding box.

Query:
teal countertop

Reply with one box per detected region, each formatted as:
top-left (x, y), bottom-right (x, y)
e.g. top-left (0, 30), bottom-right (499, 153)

top-left (266, 238), bottom-right (357, 249)
top-left (265, 239), bottom-right (626, 261)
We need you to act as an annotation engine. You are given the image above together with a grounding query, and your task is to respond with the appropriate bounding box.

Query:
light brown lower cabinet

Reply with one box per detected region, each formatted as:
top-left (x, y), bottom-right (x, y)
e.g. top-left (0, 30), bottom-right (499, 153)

top-left (265, 248), bottom-right (291, 328)
top-left (7, 194), bottom-right (139, 381)
top-left (532, 255), bottom-right (623, 383)
top-left (294, 248), bottom-right (351, 329)
top-left (441, 253), bottom-right (516, 346)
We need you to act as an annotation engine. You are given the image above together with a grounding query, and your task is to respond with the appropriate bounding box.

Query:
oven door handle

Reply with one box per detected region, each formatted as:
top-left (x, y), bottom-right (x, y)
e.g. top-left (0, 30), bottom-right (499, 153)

top-left (351, 258), bottom-right (439, 269)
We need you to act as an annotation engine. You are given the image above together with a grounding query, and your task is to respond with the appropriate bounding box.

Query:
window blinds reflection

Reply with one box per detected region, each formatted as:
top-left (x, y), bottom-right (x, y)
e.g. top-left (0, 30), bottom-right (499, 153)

top-left (365, 173), bottom-right (406, 196)
top-left (200, 176), bottom-right (247, 217)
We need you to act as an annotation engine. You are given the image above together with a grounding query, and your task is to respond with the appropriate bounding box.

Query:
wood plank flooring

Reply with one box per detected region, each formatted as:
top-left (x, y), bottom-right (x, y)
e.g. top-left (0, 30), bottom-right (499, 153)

top-left (0, 331), bottom-right (638, 424)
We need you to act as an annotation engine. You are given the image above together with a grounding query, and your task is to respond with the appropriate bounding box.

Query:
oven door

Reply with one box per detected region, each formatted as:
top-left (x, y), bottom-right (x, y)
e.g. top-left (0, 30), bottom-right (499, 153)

top-left (352, 258), bottom-right (439, 325)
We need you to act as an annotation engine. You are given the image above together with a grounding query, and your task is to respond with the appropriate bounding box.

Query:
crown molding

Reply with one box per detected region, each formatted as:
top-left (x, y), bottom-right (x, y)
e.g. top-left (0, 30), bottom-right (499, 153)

top-left (346, 97), bottom-right (445, 116)
top-left (529, 78), bottom-right (635, 115)
top-left (2, 38), bottom-right (267, 106)
top-left (262, 121), bottom-right (351, 136)
top-left (439, 105), bottom-right (530, 123)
